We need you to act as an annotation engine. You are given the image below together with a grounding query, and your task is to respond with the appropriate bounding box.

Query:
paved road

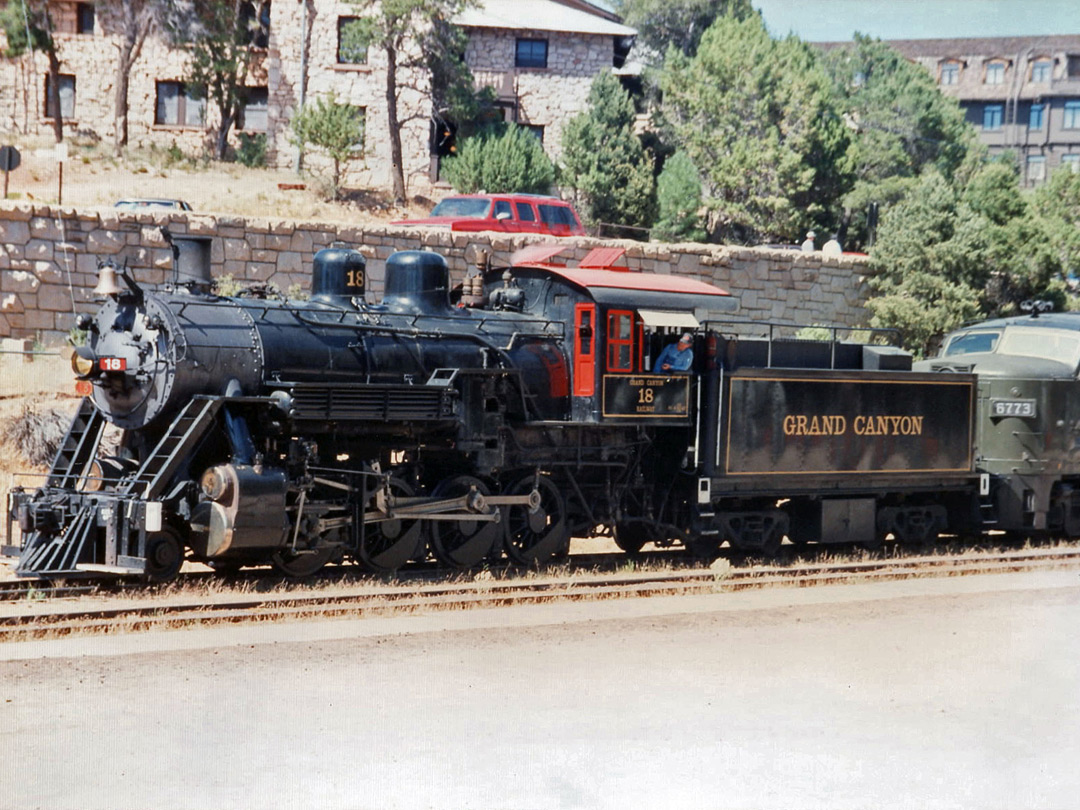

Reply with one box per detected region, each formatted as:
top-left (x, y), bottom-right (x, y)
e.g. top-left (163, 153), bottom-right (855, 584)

top-left (2, 572), bottom-right (1079, 810)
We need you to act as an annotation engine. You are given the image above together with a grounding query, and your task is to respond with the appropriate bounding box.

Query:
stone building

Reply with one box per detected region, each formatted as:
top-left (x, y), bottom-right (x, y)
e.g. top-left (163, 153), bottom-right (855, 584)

top-left (887, 35), bottom-right (1080, 186)
top-left (0, 0), bottom-right (635, 197)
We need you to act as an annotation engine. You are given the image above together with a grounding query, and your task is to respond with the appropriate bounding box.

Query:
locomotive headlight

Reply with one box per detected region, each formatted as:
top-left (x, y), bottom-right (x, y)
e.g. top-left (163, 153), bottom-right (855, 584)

top-left (71, 347), bottom-right (96, 377)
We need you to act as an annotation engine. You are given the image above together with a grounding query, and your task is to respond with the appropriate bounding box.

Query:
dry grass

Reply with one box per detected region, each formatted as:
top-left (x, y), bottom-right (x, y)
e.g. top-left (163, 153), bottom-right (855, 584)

top-left (2, 404), bottom-right (70, 467)
top-left (1, 134), bottom-right (434, 223)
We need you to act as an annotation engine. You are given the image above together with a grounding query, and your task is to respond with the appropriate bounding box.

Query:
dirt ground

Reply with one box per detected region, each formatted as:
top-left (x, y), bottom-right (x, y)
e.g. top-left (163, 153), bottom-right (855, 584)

top-left (1, 134), bottom-right (432, 223)
top-left (2, 571), bottom-right (1078, 809)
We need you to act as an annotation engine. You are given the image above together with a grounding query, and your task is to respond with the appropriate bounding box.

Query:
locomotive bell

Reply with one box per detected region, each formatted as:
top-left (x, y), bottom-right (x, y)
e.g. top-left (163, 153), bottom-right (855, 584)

top-left (92, 261), bottom-right (123, 297)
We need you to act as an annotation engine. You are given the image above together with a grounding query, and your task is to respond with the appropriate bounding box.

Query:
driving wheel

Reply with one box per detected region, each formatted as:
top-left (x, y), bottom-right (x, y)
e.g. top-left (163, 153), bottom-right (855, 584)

top-left (271, 545), bottom-right (337, 577)
top-left (503, 475), bottom-right (568, 565)
top-left (357, 478), bottom-right (424, 573)
top-left (426, 475), bottom-right (500, 568)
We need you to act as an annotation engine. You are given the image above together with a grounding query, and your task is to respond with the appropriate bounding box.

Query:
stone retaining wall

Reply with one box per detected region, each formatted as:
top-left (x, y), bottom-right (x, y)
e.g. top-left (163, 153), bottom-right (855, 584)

top-left (0, 202), bottom-right (873, 344)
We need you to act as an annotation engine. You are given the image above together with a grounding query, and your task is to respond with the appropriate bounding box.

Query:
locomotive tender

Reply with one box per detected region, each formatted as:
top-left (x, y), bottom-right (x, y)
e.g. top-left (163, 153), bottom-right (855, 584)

top-left (3, 236), bottom-right (1076, 581)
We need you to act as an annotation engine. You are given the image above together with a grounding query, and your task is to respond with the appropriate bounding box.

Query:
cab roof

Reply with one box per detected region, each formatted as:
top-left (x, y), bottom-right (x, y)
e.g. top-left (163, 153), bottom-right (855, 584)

top-left (510, 245), bottom-right (738, 312)
top-left (957, 312), bottom-right (1080, 332)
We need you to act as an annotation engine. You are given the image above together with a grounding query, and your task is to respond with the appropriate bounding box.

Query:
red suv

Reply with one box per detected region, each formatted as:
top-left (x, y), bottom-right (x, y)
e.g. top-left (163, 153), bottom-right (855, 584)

top-left (393, 194), bottom-right (586, 237)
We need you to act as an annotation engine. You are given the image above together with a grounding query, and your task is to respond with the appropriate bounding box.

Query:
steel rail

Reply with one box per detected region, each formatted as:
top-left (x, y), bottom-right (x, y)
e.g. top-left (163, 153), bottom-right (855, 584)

top-left (2, 548), bottom-right (1079, 642)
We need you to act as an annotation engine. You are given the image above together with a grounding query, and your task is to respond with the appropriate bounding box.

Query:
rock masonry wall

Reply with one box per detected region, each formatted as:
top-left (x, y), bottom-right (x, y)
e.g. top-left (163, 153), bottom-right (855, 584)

top-left (0, 202), bottom-right (872, 344)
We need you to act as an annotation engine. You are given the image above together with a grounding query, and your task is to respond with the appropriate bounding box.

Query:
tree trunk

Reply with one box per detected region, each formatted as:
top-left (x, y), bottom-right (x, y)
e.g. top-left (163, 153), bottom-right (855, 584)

top-left (216, 110), bottom-right (235, 160)
top-left (113, 0), bottom-right (152, 157)
top-left (385, 42), bottom-right (407, 205)
top-left (113, 55), bottom-right (132, 156)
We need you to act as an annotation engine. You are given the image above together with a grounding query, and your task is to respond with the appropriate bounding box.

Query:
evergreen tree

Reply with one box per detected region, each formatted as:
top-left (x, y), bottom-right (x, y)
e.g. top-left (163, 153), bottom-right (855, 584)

top-left (290, 96), bottom-right (365, 199)
top-left (822, 34), bottom-right (976, 248)
top-left (561, 71), bottom-right (656, 234)
top-left (653, 150), bottom-right (705, 242)
top-left (612, 0), bottom-right (753, 59)
top-left (441, 124), bottom-right (555, 195)
top-left (867, 165), bottom-right (1063, 355)
top-left (660, 14), bottom-right (852, 244)
top-left (1, 0), bottom-right (64, 142)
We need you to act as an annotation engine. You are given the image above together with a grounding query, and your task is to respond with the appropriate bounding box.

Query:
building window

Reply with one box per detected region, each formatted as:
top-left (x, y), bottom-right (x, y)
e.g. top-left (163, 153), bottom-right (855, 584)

top-left (155, 82), bottom-right (206, 127)
top-left (983, 104), bottom-right (1003, 130)
top-left (940, 62), bottom-right (960, 85)
top-left (239, 87), bottom-right (268, 132)
top-left (239, 1), bottom-right (270, 47)
top-left (1026, 155), bottom-right (1046, 185)
top-left (522, 124), bottom-right (544, 143)
top-left (1062, 154), bottom-right (1080, 173)
top-left (515, 38), bottom-right (548, 69)
top-left (985, 60), bottom-right (1006, 85)
top-left (76, 2), bottom-right (94, 34)
top-left (44, 74), bottom-right (75, 119)
top-left (1031, 59), bottom-right (1052, 83)
top-left (337, 17), bottom-right (368, 64)
top-left (1065, 100), bottom-right (1080, 129)
top-left (1029, 103), bottom-right (1045, 130)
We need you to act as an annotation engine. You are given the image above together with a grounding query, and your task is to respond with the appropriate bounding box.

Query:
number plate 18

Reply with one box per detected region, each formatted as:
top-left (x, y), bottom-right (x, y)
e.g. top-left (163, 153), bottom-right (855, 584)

top-left (990, 398), bottom-right (1036, 418)
top-left (99, 357), bottom-right (127, 372)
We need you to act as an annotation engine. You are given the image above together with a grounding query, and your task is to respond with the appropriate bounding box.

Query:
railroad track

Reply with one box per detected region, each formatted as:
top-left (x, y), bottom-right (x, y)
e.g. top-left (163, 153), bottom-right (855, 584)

top-left (2, 547), bottom-right (1079, 642)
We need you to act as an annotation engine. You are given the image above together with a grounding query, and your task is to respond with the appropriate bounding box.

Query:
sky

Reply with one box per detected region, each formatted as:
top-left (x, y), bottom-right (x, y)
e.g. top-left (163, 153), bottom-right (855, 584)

top-left (750, 0), bottom-right (1080, 42)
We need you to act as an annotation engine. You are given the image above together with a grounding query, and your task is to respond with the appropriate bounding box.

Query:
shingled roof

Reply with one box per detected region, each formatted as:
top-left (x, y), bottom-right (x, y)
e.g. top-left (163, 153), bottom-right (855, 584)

top-left (885, 34), bottom-right (1080, 59)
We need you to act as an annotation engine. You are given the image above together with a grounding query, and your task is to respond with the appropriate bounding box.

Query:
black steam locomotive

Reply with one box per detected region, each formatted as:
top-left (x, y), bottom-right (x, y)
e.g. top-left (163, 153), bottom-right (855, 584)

top-left (4, 236), bottom-right (1080, 581)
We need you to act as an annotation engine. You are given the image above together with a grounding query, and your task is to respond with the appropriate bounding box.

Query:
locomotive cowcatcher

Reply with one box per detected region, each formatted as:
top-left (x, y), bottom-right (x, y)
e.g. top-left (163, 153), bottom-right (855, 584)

top-left (0, 237), bottom-right (1020, 581)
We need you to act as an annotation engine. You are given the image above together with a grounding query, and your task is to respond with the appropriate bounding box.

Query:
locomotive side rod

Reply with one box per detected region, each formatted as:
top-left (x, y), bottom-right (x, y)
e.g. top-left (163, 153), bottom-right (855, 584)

top-left (363, 490), bottom-right (540, 522)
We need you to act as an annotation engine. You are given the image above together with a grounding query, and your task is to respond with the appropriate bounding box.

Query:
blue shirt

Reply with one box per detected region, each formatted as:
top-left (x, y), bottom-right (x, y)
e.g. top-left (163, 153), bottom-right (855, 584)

top-left (653, 342), bottom-right (693, 373)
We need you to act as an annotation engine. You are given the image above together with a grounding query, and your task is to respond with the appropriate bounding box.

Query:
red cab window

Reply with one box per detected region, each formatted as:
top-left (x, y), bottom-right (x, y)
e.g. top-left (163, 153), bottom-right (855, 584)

top-left (607, 310), bottom-right (635, 372)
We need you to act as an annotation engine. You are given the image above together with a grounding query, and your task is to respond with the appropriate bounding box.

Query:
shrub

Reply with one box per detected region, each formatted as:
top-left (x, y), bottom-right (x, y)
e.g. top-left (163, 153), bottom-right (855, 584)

top-left (237, 133), bottom-right (267, 168)
top-left (3, 405), bottom-right (70, 467)
top-left (442, 124), bottom-right (555, 195)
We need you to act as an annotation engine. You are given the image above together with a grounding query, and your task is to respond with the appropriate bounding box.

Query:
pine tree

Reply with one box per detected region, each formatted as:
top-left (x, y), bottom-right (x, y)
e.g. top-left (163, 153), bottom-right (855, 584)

top-left (660, 14), bottom-right (851, 244)
top-left (560, 71), bottom-right (656, 234)
top-left (653, 151), bottom-right (705, 242)
top-left (290, 96), bottom-right (365, 199)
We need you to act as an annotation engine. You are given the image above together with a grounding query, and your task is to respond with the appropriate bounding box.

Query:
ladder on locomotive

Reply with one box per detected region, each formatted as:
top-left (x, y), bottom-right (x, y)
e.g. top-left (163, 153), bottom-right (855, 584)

top-left (15, 398), bottom-right (107, 575)
top-left (48, 397), bottom-right (107, 489)
top-left (119, 397), bottom-right (222, 500)
top-left (15, 398), bottom-right (222, 575)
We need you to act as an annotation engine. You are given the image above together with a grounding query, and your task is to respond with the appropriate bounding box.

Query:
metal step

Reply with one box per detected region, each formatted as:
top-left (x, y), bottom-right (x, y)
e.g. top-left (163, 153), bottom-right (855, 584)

top-left (15, 504), bottom-right (97, 576)
top-left (120, 397), bottom-right (221, 500)
top-left (46, 397), bottom-right (106, 489)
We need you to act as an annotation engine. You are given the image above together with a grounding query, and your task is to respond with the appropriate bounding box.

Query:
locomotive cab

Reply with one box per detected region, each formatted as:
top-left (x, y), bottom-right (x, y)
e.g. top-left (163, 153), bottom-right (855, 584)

top-left (917, 310), bottom-right (1080, 536)
top-left (479, 247), bottom-right (738, 425)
